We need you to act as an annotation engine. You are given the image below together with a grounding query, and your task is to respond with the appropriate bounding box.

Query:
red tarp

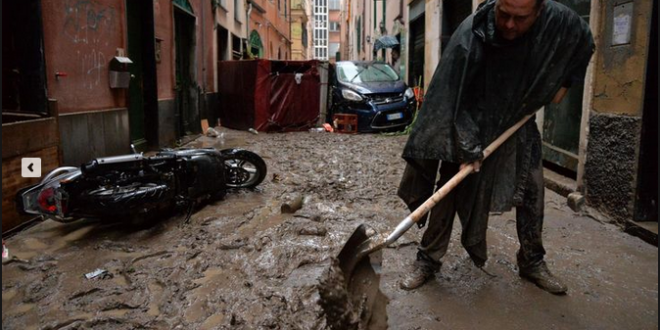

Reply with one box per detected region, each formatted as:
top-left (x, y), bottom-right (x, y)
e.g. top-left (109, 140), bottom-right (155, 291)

top-left (218, 60), bottom-right (321, 132)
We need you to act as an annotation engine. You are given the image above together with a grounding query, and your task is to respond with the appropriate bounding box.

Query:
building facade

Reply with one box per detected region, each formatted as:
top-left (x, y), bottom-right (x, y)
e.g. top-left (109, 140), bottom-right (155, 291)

top-left (328, 0), bottom-right (341, 62)
top-left (313, 0), bottom-right (329, 60)
top-left (214, 0), bottom-right (249, 64)
top-left (246, 0), bottom-right (292, 60)
top-left (2, 0), bottom-right (218, 230)
top-left (291, 0), bottom-right (310, 60)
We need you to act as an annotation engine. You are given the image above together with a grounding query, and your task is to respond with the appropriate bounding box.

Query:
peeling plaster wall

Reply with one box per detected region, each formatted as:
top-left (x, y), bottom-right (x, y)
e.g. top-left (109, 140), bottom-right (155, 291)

top-left (584, 0), bottom-right (653, 223)
top-left (592, 0), bottom-right (652, 116)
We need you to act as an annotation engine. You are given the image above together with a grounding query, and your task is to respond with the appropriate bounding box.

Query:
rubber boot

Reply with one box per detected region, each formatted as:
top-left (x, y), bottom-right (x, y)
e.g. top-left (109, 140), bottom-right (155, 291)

top-left (519, 262), bottom-right (568, 295)
top-left (400, 263), bottom-right (436, 291)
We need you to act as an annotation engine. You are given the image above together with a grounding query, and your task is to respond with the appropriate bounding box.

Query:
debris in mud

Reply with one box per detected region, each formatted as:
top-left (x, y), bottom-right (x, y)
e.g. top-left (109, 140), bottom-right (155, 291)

top-left (272, 173), bottom-right (282, 183)
top-left (3, 256), bottom-right (31, 266)
top-left (298, 225), bottom-right (328, 237)
top-left (85, 268), bottom-right (109, 279)
top-left (206, 127), bottom-right (220, 137)
top-left (281, 194), bottom-right (305, 214)
top-left (218, 238), bottom-right (248, 250)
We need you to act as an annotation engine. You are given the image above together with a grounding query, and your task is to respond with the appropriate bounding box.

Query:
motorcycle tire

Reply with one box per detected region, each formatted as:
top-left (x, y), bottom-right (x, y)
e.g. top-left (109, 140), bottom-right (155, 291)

top-left (223, 150), bottom-right (267, 189)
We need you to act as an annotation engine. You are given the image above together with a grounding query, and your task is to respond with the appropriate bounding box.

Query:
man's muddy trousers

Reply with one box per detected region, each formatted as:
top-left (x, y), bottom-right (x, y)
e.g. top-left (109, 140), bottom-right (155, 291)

top-left (413, 157), bottom-right (547, 273)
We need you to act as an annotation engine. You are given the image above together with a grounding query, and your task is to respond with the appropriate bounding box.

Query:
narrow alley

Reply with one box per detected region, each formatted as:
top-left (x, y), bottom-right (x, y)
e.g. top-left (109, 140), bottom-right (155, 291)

top-left (2, 0), bottom-right (657, 329)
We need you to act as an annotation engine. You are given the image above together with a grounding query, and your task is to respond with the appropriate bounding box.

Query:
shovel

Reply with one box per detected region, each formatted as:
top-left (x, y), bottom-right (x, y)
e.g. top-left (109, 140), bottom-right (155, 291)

top-left (338, 113), bottom-right (535, 278)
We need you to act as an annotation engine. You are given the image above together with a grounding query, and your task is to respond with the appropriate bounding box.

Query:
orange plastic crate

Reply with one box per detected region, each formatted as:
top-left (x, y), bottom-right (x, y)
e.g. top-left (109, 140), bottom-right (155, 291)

top-left (333, 114), bottom-right (358, 134)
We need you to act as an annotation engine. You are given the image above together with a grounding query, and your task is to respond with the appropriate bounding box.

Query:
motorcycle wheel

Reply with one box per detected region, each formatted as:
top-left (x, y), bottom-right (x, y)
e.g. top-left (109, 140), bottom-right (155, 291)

top-left (223, 150), bottom-right (267, 189)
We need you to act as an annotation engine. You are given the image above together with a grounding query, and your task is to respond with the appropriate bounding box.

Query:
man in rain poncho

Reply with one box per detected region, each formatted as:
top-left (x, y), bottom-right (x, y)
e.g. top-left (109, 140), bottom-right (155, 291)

top-left (397, 0), bottom-right (594, 294)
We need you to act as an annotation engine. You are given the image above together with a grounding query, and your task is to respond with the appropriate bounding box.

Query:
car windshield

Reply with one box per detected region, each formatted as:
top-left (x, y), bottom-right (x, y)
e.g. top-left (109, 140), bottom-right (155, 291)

top-left (337, 63), bottom-right (399, 83)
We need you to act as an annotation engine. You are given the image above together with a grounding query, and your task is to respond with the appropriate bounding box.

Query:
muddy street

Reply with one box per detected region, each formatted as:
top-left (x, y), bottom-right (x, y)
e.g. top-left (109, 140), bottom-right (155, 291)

top-left (2, 128), bottom-right (658, 330)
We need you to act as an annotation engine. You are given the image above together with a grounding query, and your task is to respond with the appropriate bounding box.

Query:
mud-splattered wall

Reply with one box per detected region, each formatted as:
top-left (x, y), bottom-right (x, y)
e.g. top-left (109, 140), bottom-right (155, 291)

top-left (585, 114), bottom-right (641, 221)
top-left (584, 0), bottom-right (654, 223)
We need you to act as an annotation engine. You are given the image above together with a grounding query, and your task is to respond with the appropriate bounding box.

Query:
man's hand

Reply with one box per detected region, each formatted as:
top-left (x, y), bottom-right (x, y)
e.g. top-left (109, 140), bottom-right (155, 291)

top-left (460, 160), bottom-right (483, 173)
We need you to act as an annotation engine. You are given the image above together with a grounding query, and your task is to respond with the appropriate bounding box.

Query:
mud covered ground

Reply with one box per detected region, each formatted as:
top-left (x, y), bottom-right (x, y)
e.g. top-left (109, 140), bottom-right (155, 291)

top-left (2, 127), bottom-right (658, 329)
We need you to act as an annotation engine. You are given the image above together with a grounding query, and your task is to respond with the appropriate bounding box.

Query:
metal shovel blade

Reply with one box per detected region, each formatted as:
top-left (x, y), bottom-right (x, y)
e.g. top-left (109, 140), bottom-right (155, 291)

top-left (338, 224), bottom-right (373, 277)
top-left (336, 224), bottom-right (388, 327)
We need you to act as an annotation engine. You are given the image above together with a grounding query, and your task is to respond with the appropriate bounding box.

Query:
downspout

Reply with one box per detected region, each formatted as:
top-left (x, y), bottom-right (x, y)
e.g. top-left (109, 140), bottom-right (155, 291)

top-left (381, 0), bottom-right (386, 59)
top-left (247, 2), bottom-right (253, 57)
top-left (374, 0), bottom-right (377, 30)
top-left (201, 0), bottom-right (207, 118)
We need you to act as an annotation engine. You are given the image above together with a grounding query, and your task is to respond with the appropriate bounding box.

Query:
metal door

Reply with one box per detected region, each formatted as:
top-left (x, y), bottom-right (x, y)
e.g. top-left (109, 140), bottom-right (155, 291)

top-left (408, 15), bottom-right (425, 87)
top-left (541, 0), bottom-right (591, 173)
top-left (127, 0), bottom-right (147, 149)
top-left (2, 0), bottom-right (48, 115)
top-left (635, 0), bottom-right (658, 222)
top-left (174, 6), bottom-right (200, 137)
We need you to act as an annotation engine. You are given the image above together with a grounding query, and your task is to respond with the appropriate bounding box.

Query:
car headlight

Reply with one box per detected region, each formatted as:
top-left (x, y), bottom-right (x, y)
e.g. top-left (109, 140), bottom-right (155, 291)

top-left (404, 87), bottom-right (415, 100)
top-left (342, 89), bottom-right (364, 102)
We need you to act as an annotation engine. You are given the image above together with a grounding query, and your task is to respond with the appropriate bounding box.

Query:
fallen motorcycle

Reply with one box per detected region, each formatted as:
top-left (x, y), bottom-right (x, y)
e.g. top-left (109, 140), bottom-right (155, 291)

top-left (16, 147), bottom-right (267, 226)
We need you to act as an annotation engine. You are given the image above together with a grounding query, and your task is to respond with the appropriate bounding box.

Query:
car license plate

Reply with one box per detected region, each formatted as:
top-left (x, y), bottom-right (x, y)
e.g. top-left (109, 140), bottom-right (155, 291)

top-left (387, 112), bottom-right (403, 121)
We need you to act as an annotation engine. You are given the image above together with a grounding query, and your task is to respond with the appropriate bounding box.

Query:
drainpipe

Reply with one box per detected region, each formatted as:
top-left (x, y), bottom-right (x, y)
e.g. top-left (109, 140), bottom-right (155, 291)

top-left (201, 0), bottom-right (207, 124)
top-left (374, 0), bottom-right (377, 31)
top-left (247, 2), bottom-right (253, 57)
top-left (381, 0), bottom-right (386, 59)
top-left (201, 0), bottom-right (206, 92)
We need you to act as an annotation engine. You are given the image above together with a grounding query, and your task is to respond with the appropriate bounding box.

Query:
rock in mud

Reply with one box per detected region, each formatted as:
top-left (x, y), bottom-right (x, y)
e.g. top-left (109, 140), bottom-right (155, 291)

top-left (281, 194), bottom-right (305, 214)
top-left (298, 225), bottom-right (328, 237)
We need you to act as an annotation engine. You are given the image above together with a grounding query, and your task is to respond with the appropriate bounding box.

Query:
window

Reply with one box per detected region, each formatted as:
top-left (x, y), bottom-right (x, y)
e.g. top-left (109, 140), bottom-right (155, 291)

top-left (329, 0), bottom-right (340, 10)
top-left (232, 34), bottom-right (242, 59)
top-left (213, 0), bottom-right (227, 10)
top-left (313, 0), bottom-right (329, 60)
top-left (337, 62), bottom-right (399, 83)
top-left (329, 42), bottom-right (340, 58)
top-left (329, 22), bottom-right (340, 32)
top-left (234, 0), bottom-right (241, 22)
top-left (356, 16), bottom-right (361, 52)
top-left (302, 28), bottom-right (308, 48)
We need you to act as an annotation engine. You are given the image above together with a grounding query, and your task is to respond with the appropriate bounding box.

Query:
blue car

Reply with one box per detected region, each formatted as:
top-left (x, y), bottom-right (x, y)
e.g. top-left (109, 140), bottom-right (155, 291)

top-left (329, 61), bottom-right (416, 133)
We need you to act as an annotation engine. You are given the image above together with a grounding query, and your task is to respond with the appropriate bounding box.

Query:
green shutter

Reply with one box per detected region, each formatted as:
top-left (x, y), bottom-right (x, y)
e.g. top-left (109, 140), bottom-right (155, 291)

top-left (173, 0), bottom-right (194, 15)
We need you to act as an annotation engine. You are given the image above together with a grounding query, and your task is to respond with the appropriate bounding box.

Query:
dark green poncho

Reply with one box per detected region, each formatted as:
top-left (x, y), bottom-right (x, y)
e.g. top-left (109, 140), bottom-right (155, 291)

top-left (399, 0), bottom-right (594, 266)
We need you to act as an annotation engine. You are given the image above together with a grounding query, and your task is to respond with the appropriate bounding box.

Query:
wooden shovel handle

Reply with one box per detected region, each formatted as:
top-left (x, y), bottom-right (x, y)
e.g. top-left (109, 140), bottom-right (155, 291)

top-left (408, 113), bottom-right (534, 223)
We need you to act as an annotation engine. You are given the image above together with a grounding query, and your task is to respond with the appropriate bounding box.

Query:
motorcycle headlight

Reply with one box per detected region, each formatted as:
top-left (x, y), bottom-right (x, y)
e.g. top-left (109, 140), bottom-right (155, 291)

top-left (342, 89), bottom-right (364, 102)
top-left (404, 87), bottom-right (415, 100)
